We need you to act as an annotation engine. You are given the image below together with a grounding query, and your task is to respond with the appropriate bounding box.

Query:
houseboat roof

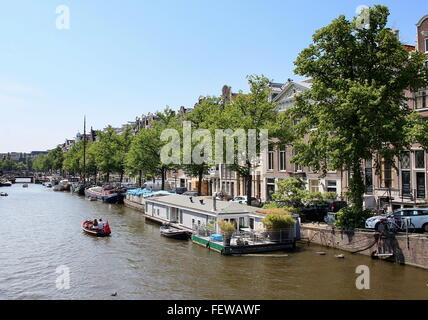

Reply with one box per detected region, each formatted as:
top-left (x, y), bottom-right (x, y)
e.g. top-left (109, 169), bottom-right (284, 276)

top-left (145, 194), bottom-right (262, 216)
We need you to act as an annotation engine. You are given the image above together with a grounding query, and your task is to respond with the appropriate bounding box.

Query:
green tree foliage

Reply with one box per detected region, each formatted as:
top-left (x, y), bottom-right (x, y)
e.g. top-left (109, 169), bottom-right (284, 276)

top-left (93, 126), bottom-right (121, 182)
top-left (63, 141), bottom-right (84, 175)
top-left (291, 5), bottom-right (428, 212)
top-left (32, 154), bottom-right (51, 172)
top-left (126, 107), bottom-right (179, 189)
top-left (47, 146), bottom-right (64, 173)
top-left (183, 97), bottom-right (222, 195)
top-left (220, 75), bottom-right (280, 205)
top-left (0, 159), bottom-right (18, 171)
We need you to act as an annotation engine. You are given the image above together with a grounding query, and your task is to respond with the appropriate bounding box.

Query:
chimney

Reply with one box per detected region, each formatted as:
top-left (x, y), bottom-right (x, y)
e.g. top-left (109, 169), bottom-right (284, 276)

top-left (392, 29), bottom-right (399, 39)
top-left (212, 193), bottom-right (217, 212)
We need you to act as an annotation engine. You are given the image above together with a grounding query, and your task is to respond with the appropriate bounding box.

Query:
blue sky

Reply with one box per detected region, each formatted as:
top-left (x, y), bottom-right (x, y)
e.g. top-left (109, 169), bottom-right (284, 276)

top-left (0, 0), bottom-right (426, 152)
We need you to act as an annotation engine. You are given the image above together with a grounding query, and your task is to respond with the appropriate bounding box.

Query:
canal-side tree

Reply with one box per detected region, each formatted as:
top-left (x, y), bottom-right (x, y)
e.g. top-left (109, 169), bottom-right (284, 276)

top-left (63, 140), bottom-right (84, 176)
top-left (290, 5), bottom-right (428, 217)
top-left (115, 124), bottom-right (135, 182)
top-left (93, 126), bottom-right (121, 182)
top-left (47, 146), bottom-right (64, 175)
top-left (32, 154), bottom-right (51, 172)
top-left (126, 127), bottom-right (161, 187)
top-left (0, 159), bottom-right (18, 171)
top-left (182, 97), bottom-right (223, 195)
top-left (220, 75), bottom-right (279, 206)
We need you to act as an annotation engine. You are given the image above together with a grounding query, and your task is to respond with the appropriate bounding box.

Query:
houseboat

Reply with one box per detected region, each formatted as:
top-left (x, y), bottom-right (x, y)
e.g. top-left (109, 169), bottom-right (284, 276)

top-left (144, 194), bottom-right (301, 255)
top-left (85, 186), bottom-right (125, 204)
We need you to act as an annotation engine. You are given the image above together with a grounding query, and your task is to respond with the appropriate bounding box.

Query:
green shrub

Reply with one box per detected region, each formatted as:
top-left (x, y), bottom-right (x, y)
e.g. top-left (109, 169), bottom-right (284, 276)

top-left (218, 220), bottom-right (235, 233)
top-left (334, 207), bottom-right (373, 229)
top-left (262, 214), bottom-right (296, 230)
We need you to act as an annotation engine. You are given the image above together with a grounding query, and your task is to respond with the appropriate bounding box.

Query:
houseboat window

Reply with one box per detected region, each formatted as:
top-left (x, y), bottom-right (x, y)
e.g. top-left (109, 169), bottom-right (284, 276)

top-left (239, 217), bottom-right (245, 228)
top-left (197, 220), bottom-right (201, 226)
top-left (192, 219), bottom-right (195, 227)
top-left (157, 209), bottom-right (160, 216)
top-left (249, 218), bottom-right (255, 229)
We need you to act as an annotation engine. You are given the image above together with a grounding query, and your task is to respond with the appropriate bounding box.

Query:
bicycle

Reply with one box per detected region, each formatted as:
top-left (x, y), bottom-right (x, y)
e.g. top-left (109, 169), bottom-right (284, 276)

top-left (378, 216), bottom-right (416, 233)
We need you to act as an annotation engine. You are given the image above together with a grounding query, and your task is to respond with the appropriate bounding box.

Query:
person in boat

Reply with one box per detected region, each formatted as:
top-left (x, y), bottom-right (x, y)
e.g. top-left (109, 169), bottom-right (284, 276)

top-left (98, 219), bottom-right (104, 231)
top-left (92, 219), bottom-right (98, 230)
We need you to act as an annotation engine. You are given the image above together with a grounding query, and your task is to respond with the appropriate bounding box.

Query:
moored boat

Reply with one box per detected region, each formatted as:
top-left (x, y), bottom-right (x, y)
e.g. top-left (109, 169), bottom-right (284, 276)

top-left (0, 192), bottom-right (8, 196)
top-left (160, 224), bottom-right (191, 240)
top-left (22, 183), bottom-right (29, 188)
top-left (81, 219), bottom-right (111, 237)
top-left (85, 186), bottom-right (125, 204)
top-left (0, 180), bottom-right (12, 187)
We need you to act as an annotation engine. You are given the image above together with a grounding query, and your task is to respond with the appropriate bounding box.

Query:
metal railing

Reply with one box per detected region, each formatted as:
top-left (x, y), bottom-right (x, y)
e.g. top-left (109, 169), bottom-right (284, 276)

top-left (192, 225), bottom-right (296, 245)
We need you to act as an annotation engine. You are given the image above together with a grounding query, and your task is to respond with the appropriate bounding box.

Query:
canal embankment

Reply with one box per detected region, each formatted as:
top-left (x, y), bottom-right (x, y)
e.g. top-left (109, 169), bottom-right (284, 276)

top-left (301, 223), bottom-right (428, 269)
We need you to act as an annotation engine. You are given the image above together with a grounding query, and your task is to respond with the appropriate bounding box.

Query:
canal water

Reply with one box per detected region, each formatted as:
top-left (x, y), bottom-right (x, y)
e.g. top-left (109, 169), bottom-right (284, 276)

top-left (0, 183), bottom-right (427, 300)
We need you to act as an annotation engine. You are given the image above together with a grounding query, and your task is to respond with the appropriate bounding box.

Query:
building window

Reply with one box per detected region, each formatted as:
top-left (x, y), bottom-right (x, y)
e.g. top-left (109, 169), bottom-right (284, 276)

top-left (326, 180), bottom-right (337, 193)
top-left (425, 38), bottom-right (428, 52)
top-left (425, 60), bottom-right (428, 69)
top-left (415, 150), bottom-right (425, 169)
top-left (416, 172), bottom-right (426, 199)
top-left (423, 92), bottom-right (427, 109)
top-left (383, 162), bottom-right (392, 188)
top-left (279, 149), bottom-right (286, 171)
top-left (401, 152), bottom-right (410, 169)
top-left (309, 180), bottom-right (319, 193)
top-left (365, 159), bottom-right (373, 194)
top-left (268, 150), bottom-right (274, 170)
top-left (266, 178), bottom-right (275, 201)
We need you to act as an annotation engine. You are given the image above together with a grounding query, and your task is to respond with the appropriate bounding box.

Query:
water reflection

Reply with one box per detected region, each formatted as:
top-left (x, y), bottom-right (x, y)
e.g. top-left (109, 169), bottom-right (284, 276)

top-left (0, 184), bottom-right (427, 299)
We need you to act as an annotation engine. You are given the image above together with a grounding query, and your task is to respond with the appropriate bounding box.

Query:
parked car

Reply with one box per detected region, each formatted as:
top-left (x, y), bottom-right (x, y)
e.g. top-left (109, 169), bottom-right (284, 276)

top-left (173, 187), bottom-right (188, 194)
top-left (365, 208), bottom-right (428, 232)
top-left (230, 196), bottom-right (260, 206)
top-left (182, 190), bottom-right (205, 197)
top-left (301, 200), bottom-right (348, 222)
top-left (215, 193), bottom-right (234, 201)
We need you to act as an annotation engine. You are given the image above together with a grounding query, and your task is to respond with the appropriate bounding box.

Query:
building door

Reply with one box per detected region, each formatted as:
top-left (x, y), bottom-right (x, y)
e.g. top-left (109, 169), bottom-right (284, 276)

top-left (402, 171), bottom-right (411, 196)
top-left (416, 172), bottom-right (425, 199)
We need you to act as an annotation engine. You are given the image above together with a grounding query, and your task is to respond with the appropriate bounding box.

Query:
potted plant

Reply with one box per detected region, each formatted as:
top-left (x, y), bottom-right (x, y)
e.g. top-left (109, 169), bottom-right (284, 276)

top-left (262, 213), bottom-right (296, 242)
top-left (218, 220), bottom-right (235, 246)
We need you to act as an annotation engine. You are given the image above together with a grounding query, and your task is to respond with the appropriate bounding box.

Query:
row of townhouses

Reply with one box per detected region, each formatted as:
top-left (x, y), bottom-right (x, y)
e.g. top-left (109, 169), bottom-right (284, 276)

top-left (159, 15), bottom-right (428, 212)
top-left (49, 14), bottom-right (428, 212)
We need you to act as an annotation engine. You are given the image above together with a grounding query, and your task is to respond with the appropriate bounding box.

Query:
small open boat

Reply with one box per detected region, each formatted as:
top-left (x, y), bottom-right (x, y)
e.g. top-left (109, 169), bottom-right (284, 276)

top-left (22, 183), bottom-right (29, 188)
top-left (0, 192), bottom-right (8, 197)
top-left (160, 224), bottom-right (191, 240)
top-left (82, 220), bottom-right (111, 237)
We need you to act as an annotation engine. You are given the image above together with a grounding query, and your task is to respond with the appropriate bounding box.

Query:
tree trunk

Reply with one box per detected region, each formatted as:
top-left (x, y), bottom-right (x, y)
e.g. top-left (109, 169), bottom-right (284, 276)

top-left (197, 169), bottom-right (203, 196)
top-left (120, 171), bottom-right (124, 183)
top-left (246, 162), bottom-right (252, 206)
top-left (106, 172), bottom-right (110, 183)
top-left (161, 168), bottom-right (166, 190)
top-left (138, 170), bottom-right (142, 187)
top-left (349, 162), bottom-right (364, 212)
